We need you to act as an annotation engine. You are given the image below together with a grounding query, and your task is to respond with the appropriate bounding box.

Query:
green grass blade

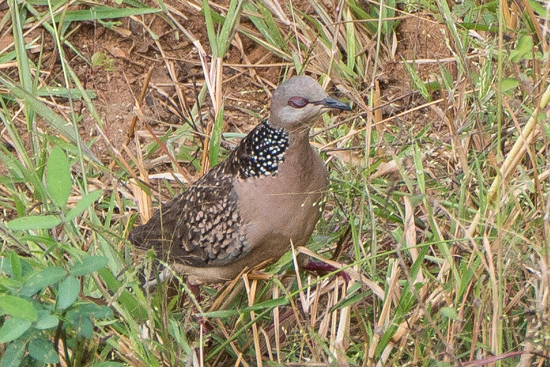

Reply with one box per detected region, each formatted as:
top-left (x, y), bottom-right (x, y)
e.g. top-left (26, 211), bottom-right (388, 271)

top-left (202, 0), bottom-right (218, 57)
top-left (209, 104), bottom-right (224, 166)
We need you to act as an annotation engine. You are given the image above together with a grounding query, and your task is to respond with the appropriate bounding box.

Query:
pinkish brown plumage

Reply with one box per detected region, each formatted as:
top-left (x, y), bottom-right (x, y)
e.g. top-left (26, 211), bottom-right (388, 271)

top-left (129, 76), bottom-right (351, 284)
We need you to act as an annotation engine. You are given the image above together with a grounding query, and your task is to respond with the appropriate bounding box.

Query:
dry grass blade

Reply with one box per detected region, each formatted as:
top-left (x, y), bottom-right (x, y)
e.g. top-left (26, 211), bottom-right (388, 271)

top-left (297, 246), bottom-right (385, 299)
top-left (330, 279), bottom-right (350, 366)
top-left (243, 275), bottom-right (263, 367)
top-left (466, 83), bottom-right (550, 238)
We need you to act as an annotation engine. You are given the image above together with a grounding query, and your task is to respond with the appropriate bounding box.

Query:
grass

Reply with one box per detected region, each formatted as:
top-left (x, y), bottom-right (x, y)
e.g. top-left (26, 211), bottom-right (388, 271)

top-left (0, 0), bottom-right (549, 366)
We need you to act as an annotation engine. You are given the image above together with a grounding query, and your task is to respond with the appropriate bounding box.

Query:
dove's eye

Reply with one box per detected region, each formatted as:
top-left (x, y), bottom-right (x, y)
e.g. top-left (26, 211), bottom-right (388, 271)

top-left (288, 97), bottom-right (309, 108)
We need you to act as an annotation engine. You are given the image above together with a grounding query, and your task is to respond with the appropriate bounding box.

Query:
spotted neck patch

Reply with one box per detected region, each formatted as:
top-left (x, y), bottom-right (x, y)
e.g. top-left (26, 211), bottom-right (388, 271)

top-left (227, 121), bottom-right (289, 179)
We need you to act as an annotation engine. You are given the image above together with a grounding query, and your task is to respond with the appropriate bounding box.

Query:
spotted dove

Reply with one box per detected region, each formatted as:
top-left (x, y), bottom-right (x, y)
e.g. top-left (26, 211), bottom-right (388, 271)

top-left (129, 75), bottom-right (351, 284)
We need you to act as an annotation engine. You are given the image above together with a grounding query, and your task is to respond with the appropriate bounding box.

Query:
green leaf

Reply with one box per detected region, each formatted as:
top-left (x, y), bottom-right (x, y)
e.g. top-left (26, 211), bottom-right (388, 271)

top-left (209, 104), bottom-right (224, 166)
top-left (21, 267), bottom-right (67, 297)
top-left (217, 0), bottom-right (244, 56)
top-left (37, 87), bottom-right (97, 99)
top-left (34, 311), bottom-right (59, 330)
top-left (0, 339), bottom-right (26, 367)
top-left (67, 303), bottom-right (113, 320)
top-left (202, 0), bottom-right (218, 57)
top-left (440, 306), bottom-right (459, 320)
top-left (330, 291), bottom-right (367, 312)
top-left (0, 295), bottom-right (38, 321)
top-left (11, 0), bottom-right (32, 95)
top-left (199, 309), bottom-right (239, 318)
top-left (200, 296), bottom-right (288, 318)
top-left (404, 60), bottom-right (431, 102)
top-left (80, 319), bottom-right (94, 338)
top-left (6, 215), bottom-right (61, 231)
top-left (13, 194), bottom-right (25, 218)
top-left (240, 296), bottom-right (289, 312)
top-left (0, 318), bottom-right (32, 343)
top-left (46, 146), bottom-right (72, 207)
top-left (65, 190), bottom-right (103, 222)
top-left (0, 277), bottom-right (20, 291)
top-left (66, 303), bottom-right (113, 338)
top-left (81, 303), bottom-right (113, 319)
top-left (509, 35), bottom-right (533, 62)
top-left (244, 2), bottom-right (286, 51)
top-left (57, 276), bottom-right (80, 310)
top-left (329, 282), bottom-right (364, 312)
top-left (28, 339), bottom-right (60, 364)
top-left (500, 78), bottom-right (519, 93)
top-left (53, 6), bottom-right (160, 22)
top-left (10, 250), bottom-right (22, 281)
top-left (528, 0), bottom-right (550, 18)
top-left (344, 8), bottom-right (356, 71)
top-left (70, 256), bottom-right (108, 276)
top-left (0, 256), bottom-right (33, 280)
